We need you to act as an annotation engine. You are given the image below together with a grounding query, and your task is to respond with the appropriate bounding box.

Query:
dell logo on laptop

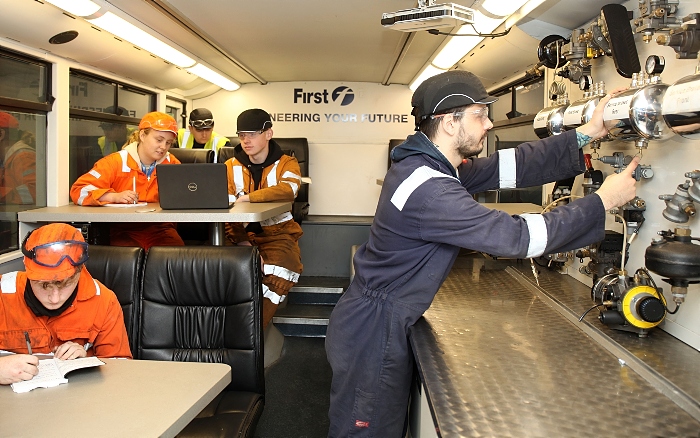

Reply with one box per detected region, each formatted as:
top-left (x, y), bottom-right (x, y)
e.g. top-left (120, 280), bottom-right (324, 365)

top-left (188, 183), bottom-right (198, 192)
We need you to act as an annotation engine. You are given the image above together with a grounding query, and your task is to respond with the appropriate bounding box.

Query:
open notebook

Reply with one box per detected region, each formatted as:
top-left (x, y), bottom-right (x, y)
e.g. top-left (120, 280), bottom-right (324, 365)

top-left (10, 356), bottom-right (105, 393)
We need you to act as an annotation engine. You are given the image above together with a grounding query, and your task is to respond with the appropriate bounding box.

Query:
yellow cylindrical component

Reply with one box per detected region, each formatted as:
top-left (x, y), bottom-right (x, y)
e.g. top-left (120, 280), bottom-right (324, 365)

top-left (622, 285), bottom-right (666, 329)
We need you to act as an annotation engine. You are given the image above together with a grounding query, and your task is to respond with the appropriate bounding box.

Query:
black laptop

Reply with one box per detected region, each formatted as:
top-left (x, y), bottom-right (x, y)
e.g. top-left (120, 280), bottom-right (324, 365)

top-left (157, 163), bottom-right (233, 209)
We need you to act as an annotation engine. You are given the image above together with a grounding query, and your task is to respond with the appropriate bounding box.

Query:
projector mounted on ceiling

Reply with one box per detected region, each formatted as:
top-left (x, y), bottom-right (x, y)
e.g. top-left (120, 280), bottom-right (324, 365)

top-left (381, 1), bottom-right (475, 32)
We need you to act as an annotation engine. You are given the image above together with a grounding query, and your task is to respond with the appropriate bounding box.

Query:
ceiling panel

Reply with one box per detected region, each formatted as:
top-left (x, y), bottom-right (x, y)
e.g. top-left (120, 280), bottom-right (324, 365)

top-left (0, 0), bottom-right (637, 94)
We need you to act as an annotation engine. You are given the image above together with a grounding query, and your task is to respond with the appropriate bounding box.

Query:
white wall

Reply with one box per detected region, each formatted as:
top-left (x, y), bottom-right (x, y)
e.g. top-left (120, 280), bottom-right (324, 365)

top-left (538, 0), bottom-right (700, 350)
top-left (196, 82), bottom-right (415, 216)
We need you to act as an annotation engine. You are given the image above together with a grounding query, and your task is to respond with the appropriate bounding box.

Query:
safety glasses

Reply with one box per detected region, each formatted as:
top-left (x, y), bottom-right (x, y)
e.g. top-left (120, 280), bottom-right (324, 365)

top-left (22, 232), bottom-right (89, 268)
top-left (236, 129), bottom-right (266, 140)
top-left (431, 107), bottom-right (489, 121)
top-left (190, 118), bottom-right (214, 129)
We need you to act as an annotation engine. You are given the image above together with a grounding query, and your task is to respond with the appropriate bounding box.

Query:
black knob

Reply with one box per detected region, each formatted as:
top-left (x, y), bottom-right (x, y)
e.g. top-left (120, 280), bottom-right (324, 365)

top-left (638, 297), bottom-right (665, 323)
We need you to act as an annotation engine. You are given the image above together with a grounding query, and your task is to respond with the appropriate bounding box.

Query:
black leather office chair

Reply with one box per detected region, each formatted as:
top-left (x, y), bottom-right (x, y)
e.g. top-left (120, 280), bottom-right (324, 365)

top-left (168, 148), bottom-right (215, 163)
top-left (217, 145), bottom-right (235, 164)
top-left (139, 246), bottom-right (265, 437)
top-left (224, 138), bottom-right (310, 223)
top-left (84, 245), bottom-right (145, 357)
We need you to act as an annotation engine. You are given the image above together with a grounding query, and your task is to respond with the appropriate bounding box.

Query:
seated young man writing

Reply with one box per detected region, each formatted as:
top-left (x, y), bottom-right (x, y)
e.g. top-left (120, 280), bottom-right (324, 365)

top-left (0, 223), bottom-right (131, 385)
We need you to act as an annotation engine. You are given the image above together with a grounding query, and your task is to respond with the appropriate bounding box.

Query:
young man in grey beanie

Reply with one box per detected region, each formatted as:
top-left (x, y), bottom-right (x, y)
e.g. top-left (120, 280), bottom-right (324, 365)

top-left (325, 70), bottom-right (639, 437)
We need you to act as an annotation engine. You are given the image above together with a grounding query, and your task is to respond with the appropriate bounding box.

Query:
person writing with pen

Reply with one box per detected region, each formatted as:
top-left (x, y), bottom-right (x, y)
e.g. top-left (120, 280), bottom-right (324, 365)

top-left (0, 223), bottom-right (131, 385)
top-left (70, 111), bottom-right (184, 249)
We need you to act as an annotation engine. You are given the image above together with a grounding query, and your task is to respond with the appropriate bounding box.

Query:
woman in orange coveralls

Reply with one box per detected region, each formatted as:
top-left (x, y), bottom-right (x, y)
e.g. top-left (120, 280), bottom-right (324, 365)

top-left (70, 111), bottom-right (183, 250)
top-left (0, 223), bottom-right (132, 385)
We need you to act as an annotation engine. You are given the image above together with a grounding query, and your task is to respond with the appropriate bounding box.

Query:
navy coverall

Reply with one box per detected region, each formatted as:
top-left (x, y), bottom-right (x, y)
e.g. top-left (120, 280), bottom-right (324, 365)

top-left (326, 129), bottom-right (606, 437)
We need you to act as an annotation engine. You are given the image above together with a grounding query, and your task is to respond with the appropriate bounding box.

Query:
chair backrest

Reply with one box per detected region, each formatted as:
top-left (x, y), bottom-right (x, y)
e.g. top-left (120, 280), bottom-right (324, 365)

top-left (84, 245), bottom-right (145, 357)
top-left (218, 145), bottom-right (235, 164)
top-left (138, 246), bottom-right (264, 394)
top-left (388, 139), bottom-right (403, 170)
top-left (168, 147), bottom-right (215, 163)
top-left (222, 138), bottom-right (310, 223)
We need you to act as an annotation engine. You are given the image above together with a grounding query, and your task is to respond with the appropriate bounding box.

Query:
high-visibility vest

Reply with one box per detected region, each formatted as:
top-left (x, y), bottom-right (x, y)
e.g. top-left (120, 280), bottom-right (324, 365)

top-left (177, 129), bottom-right (229, 163)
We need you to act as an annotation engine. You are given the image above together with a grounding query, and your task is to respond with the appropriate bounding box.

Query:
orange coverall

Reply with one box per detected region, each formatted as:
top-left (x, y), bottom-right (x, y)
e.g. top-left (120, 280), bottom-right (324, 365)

top-left (0, 268), bottom-right (132, 358)
top-left (224, 150), bottom-right (303, 327)
top-left (0, 140), bottom-right (36, 205)
top-left (70, 142), bottom-right (183, 249)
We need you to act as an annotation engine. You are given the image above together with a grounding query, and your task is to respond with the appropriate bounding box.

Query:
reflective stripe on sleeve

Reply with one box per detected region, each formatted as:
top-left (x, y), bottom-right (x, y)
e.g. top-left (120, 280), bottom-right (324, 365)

top-left (118, 150), bottom-right (130, 173)
top-left (1, 272), bottom-right (18, 293)
top-left (89, 169), bottom-right (101, 179)
top-left (261, 211), bottom-right (293, 226)
top-left (521, 213), bottom-right (548, 258)
top-left (498, 148), bottom-right (516, 188)
top-left (15, 185), bottom-right (33, 204)
top-left (262, 284), bottom-right (284, 305)
top-left (283, 180), bottom-right (299, 196)
top-left (282, 171), bottom-right (301, 181)
top-left (390, 166), bottom-right (457, 211)
top-left (233, 166), bottom-right (245, 196)
top-left (267, 161), bottom-right (280, 187)
top-left (77, 184), bottom-right (99, 205)
top-left (93, 279), bottom-right (101, 296)
top-left (264, 264), bottom-right (300, 283)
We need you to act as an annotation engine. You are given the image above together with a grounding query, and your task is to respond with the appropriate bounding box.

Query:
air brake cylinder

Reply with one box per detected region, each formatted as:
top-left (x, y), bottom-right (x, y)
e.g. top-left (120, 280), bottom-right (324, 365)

top-left (563, 82), bottom-right (606, 132)
top-left (533, 102), bottom-right (568, 139)
top-left (533, 86), bottom-right (569, 139)
top-left (662, 66), bottom-right (700, 139)
top-left (590, 270), bottom-right (667, 337)
top-left (645, 227), bottom-right (700, 304)
top-left (603, 66), bottom-right (672, 150)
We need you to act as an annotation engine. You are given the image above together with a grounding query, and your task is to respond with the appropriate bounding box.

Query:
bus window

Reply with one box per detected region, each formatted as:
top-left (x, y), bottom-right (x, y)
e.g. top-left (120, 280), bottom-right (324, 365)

top-left (67, 71), bottom-right (153, 187)
top-left (0, 49), bottom-right (49, 255)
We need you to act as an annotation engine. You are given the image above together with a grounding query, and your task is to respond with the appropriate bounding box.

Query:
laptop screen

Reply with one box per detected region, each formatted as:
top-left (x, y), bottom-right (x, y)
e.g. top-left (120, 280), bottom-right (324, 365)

top-left (156, 163), bottom-right (232, 209)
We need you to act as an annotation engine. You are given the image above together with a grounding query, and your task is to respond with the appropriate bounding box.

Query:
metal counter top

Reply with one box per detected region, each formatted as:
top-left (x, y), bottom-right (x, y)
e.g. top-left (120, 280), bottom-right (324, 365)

top-left (410, 254), bottom-right (700, 437)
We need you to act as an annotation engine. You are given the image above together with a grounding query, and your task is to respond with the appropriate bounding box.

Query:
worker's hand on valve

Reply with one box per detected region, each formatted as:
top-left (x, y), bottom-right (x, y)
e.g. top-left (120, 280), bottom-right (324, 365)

top-left (595, 156), bottom-right (640, 210)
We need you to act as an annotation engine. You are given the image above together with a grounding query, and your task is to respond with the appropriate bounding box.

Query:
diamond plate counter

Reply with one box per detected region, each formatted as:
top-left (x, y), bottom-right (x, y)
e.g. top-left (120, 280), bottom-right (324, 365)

top-left (409, 254), bottom-right (700, 437)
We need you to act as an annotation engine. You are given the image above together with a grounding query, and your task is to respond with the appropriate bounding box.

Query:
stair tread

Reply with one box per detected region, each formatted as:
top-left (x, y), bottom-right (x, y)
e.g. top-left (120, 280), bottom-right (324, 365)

top-left (295, 276), bottom-right (350, 289)
top-left (274, 304), bottom-right (333, 321)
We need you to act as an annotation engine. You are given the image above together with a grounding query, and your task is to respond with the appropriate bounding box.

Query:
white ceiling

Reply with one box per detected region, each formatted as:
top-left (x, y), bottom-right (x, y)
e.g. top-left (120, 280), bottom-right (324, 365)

top-left (0, 0), bottom-right (627, 95)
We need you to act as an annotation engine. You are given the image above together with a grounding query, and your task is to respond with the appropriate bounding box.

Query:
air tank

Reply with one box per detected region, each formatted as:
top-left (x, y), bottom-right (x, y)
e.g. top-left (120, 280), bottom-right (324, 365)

top-left (563, 82), bottom-right (605, 130)
top-left (662, 70), bottom-right (700, 139)
top-left (603, 72), bottom-right (672, 145)
top-left (533, 98), bottom-right (569, 139)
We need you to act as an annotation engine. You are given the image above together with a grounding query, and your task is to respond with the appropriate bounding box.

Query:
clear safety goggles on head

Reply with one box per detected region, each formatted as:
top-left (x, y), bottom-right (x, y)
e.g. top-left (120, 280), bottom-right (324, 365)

top-left (190, 118), bottom-right (214, 130)
top-left (22, 234), bottom-right (89, 268)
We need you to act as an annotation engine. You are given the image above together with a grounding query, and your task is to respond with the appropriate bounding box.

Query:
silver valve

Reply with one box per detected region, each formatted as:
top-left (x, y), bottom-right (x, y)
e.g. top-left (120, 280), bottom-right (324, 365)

top-left (684, 170), bottom-right (700, 203)
top-left (597, 152), bottom-right (652, 180)
top-left (659, 181), bottom-right (697, 223)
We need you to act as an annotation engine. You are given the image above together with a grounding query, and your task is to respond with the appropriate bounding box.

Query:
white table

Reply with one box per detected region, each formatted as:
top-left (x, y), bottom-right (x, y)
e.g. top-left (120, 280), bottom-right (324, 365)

top-left (18, 202), bottom-right (291, 245)
top-left (0, 359), bottom-right (231, 438)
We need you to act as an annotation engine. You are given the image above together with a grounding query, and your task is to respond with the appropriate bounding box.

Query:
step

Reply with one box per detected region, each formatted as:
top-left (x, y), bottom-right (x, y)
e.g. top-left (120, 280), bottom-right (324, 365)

top-left (288, 276), bottom-right (348, 305)
top-left (273, 304), bottom-right (333, 338)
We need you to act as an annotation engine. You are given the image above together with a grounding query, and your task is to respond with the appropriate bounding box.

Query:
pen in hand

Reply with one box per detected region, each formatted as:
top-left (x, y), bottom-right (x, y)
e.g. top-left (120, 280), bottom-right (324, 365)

top-left (84, 342), bottom-right (92, 352)
top-left (24, 331), bottom-right (32, 355)
top-left (133, 176), bottom-right (137, 205)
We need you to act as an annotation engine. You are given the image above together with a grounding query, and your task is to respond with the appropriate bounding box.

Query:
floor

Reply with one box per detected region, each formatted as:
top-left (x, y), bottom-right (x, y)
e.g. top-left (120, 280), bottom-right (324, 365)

top-left (254, 337), bottom-right (332, 438)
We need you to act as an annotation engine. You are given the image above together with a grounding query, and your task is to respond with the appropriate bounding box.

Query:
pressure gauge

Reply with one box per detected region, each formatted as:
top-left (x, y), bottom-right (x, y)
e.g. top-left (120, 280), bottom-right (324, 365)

top-left (579, 75), bottom-right (593, 91)
top-left (645, 55), bottom-right (665, 75)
